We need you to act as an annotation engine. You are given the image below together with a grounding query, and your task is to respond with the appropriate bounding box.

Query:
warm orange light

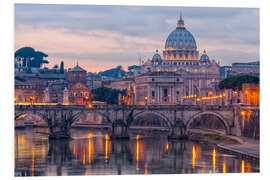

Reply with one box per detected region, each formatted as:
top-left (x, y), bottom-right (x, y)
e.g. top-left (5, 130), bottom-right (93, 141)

top-left (212, 148), bottom-right (216, 172)
top-left (241, 160), bottom-right (245, 173)
top-left (83, 149), bottom-right (86, 165)
top-left (32, 147), bottom-right (35, 176)
top-left (208, 91), bottom-right (213, 96)
top-left (88, 104), bottom-right (93, 108)
top-left (192, 144), bottom-right (196, 169)
top-left (166, 143), bottom-right (169, 151)
top-left (144, 96), bottom-right (148, 100)
top-left (105, 133), bottom-right (109, 163)
top-left (136, 136), bottom-right (140, 171)
top-left (222, 161), bottom-right (227, 173)
top-left (136, 135), bottom-right (140, 140)
top-left (240, 111), bottom-right (246, 116)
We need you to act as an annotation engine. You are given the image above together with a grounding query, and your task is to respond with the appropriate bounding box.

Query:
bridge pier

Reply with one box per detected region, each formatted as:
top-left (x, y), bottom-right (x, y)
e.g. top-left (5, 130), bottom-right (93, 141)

top-left (110, 120), bottom-right (129, 140)
top-left (168, 120), bottom-right (188, 140)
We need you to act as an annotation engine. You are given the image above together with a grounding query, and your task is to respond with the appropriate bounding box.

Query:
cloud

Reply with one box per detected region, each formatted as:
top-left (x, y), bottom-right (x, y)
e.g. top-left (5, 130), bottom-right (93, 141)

top-left (15, 4), bottom-right (260, 71)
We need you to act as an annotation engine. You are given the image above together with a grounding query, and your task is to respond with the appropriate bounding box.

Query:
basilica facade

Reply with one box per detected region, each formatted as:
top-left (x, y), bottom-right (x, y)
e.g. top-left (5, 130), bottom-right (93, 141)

top-left (130, 14), bottom-right (222, 105)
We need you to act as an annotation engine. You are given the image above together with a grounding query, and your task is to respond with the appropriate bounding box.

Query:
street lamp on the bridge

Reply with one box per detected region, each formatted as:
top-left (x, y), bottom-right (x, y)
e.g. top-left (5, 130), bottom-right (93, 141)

top-left (144, 96), bottom-right (148, 106)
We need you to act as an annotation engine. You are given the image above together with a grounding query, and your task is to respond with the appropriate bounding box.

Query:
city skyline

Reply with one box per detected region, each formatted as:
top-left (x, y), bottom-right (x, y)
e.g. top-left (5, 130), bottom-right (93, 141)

top-left (15, 4), bottom-right (259, 72)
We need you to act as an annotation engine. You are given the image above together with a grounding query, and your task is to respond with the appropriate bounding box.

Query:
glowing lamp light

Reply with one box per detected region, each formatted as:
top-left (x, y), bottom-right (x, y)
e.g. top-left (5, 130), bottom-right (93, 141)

top-left (144, 96), bottom-right (148, 100)
top-left (240, 111), bottom-right (246, 116)
top-left (88, 104), bottom-right (93, 108)
top-left (152, 98), bottom-right (155, 102)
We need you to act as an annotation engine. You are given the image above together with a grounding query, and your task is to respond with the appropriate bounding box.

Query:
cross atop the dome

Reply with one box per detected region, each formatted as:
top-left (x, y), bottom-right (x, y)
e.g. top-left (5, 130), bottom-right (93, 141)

top-left (156, 49), bottom-right (158, 53)
top-left (177, 11), bottom-right (185, 28)
top-left (203, 49), bottom-right (207, 54)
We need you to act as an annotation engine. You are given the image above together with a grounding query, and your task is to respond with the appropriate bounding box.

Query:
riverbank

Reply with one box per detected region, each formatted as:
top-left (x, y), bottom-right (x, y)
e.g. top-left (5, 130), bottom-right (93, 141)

top-left (189, 128), bottom-right (259, 162)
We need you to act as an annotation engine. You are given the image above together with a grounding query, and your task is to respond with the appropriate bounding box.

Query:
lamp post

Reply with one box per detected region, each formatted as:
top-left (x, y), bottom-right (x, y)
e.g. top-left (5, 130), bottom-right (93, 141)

top-left (144, 96), bottom-right (148, 106)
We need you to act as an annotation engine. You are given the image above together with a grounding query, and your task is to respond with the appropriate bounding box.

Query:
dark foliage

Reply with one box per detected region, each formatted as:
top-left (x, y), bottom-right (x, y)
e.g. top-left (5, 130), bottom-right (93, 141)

top-left (218, 75), bottom-right (259, 90)
top-left (15, 47), bottom-right (49, 68)
top-left (92, 87), bottom-right (126, 104)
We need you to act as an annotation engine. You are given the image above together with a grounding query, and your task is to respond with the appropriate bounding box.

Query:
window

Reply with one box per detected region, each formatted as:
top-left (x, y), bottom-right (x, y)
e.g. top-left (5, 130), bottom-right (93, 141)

top-left (163, 88), bottom-right (168, 97)
top-left (177, 78), bottom-right (179, 82)
top-left (176, 91), bottom-right (179, 95)
top-left (152, 91), bottom-right (155, 97)
top-left (152, 78), bottom-right (155, 82)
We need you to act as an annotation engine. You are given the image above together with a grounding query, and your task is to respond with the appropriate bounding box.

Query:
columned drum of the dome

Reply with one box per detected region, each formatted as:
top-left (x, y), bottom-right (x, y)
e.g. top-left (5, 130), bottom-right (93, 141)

top-left (163, 14), bottom-right (199, 61)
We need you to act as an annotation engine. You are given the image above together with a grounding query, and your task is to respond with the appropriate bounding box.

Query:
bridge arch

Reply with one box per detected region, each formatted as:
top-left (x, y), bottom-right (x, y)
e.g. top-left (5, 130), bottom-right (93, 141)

top-left (186, 111), bottom-right (230, 134)
top-left (71, 111), bottom-right (112, 125)
top-left (15, 111), bottom-right (49, 127)
top-left (132, 110), bottom-right (172, 128)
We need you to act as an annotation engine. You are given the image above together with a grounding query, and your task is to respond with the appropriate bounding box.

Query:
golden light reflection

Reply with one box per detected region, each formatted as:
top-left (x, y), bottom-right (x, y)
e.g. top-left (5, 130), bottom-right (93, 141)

top-left (247, 162), bottom-right (251, 173)
top-left (88, 133), bottom-right (93, 164)
top-left (192, 144), bottom-right (196, 169)
top-left (144, 164), bottom-right (148, 175)
top-left (105, 133), bottom-right (109, 163)
top-left (241, 160), bottom-right (245, 173)
top-left (222, 161), bottom-right (227, 173)
top-left (85, 168), bottom-right (87, 176)
top-left (31, 147), bottom-right (35, 176)
top-left (136, 135), bottom-right (140, 171)
top-left (83, 149), bottom-right (85, 165)
top-left (166, 143), bottom-right (169, 151)
top-left (212, 148), bottom-right (216, 172)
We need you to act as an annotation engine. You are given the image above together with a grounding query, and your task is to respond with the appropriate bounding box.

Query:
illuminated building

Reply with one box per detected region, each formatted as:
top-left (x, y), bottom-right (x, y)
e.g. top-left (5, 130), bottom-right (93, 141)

top-left (67, 64), bottom-right (90, 104)
top-left (134, 72), bottom-right (183, 105)
top-left (241, 83), bottom-right (260, 106)
top-left (15, 79), bottom-right (38, 103)
top-left (130, 13), bottom-right (221, 105)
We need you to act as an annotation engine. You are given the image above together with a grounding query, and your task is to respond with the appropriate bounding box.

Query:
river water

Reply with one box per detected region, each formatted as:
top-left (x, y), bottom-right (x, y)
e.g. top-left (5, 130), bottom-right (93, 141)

top-left (14, 128), bottom-right (259, 176)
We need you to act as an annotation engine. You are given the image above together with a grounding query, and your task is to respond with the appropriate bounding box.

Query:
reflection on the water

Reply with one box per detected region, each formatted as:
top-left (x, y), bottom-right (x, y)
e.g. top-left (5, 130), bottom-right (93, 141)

top-left (14, 128), bottom-right (259, 176)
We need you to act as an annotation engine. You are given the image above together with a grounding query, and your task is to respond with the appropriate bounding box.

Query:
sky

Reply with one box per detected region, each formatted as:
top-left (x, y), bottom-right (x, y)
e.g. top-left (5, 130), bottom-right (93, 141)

top-left (15, 4), bottom-right (260, 73)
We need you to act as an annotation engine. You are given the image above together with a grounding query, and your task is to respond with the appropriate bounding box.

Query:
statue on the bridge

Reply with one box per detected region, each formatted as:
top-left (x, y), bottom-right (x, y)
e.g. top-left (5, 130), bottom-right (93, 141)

top-left (62, 87), bottom-right (69, 105)
top-left (43, 87), bottom-right (50, 103)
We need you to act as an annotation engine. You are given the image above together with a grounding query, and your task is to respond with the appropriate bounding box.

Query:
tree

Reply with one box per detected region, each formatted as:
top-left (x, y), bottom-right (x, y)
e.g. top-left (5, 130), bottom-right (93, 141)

top-left (15, 47), bottom-right (49, 69)
top-left (218, 75), bottom-right (259, 90)
top-left (91, 87), bottom-right (126, 104)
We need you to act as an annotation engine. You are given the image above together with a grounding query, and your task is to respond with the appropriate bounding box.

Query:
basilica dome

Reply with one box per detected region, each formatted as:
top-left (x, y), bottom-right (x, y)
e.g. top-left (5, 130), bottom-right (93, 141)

top-left (199, 50), bottom-right (211, 64)
top-left (165, 15), bottom-right (197, 50)
top-left (163, 14), bottom-right (199, 61)
top-left (151, 50), bottom-right (162, 64)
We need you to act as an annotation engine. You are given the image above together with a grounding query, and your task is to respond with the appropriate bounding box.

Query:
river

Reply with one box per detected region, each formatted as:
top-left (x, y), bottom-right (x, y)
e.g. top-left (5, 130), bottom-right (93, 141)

top-left (14, 127), bottom-right (259, 176)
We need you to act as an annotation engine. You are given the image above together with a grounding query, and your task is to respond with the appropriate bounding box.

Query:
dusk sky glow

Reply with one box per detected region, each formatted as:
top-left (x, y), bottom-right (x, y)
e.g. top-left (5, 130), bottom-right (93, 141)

top-left (15, 4), bottom-right (259, 72)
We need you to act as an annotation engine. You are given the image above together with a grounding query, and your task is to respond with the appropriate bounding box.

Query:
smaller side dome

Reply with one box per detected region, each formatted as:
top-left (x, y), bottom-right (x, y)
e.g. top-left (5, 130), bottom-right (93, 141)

top-left (151, 49), bottom-right (162, 64)
top-left (200, 50), bottom-right (210, 64)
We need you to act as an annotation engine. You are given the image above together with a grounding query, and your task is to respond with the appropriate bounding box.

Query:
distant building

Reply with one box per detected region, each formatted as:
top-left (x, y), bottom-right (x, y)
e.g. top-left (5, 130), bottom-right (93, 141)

top-left (133, 72), bottom-right (183, 105)
top-left (111, 77), bottom-right (134, 91)
top-left (86, 74), bottom-right (102, 92)
top-left (220, 66), bottom-right (232, 79)
top-left (67, 64), bottom-right (90, 104)
top-left (241, 83), bottom-right (260, 106)
top-left (47, 80), bottom-right (67, 103)
top-left (15, 79), bottom-right (39, 103)
top-left (230, 61), bottom-right (259, 77)
top-left (129, 14), bottom-right (221, 105)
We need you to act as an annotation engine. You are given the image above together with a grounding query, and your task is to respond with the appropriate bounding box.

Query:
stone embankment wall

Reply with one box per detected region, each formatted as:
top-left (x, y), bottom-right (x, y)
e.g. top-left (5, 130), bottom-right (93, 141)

top-left (242, 109), bottom-right (259, 139)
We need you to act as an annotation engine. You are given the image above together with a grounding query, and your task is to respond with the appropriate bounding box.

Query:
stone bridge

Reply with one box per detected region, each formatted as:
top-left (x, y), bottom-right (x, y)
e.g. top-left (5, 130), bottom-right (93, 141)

top-left (14, 104), bottom-right (258, 140)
